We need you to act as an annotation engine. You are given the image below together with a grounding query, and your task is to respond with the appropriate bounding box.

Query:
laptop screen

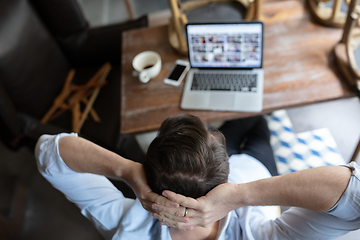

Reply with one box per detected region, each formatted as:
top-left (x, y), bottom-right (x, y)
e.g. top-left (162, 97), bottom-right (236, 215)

top-left (186, 22), bottom-right (263, 69)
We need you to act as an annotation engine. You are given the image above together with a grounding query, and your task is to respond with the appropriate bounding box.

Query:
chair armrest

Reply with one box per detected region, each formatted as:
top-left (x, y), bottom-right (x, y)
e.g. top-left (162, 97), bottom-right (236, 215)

top-left (59, 15), bottom-right (148, 66)
top-left (30, 0), bottom-right (148, 65)
top-left (19, 113), bottom-right (70, 150)
top-left (0, 81), bottom-right (68, 150)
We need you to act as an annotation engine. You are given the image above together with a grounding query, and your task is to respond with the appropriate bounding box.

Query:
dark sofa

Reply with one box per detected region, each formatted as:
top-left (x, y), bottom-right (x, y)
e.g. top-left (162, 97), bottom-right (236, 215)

top-left (0, 0), bottom-right (147, 151)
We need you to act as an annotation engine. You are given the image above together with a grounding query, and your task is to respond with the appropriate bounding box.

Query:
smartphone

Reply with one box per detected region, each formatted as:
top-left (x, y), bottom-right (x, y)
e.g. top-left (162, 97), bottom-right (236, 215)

top-left (164, 60), bottom-right (190, 86)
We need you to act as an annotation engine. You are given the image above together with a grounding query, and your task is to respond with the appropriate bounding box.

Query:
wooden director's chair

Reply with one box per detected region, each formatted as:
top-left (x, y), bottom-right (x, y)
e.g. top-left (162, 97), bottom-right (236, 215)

top-left (308, 0), bottom-right (350, 27)
top-left (334, 0), bottom-right (360, 162)
top-left (168, 0), bottom-right (263, 55)
top-left (41, 63), bottom-right (112, 134)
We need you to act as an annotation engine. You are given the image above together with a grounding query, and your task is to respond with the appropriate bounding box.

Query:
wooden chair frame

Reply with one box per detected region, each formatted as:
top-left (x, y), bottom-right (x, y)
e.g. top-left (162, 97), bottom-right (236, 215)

top-left (346, 12), bottom-right (360, 79)
top-left (346, 11), bottom-right (360, 162)
top-left (308, 0), bottom-right (351, 27)
top-left (41, 63), bottom-right (112, 133)
top-left (334, 0), bottom-right (360, 162)
top-left (168, 0), bottom-right (262, 55)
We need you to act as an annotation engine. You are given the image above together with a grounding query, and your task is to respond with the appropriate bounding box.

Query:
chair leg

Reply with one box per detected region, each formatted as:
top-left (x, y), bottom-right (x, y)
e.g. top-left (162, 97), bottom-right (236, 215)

top-left (124, 0), bottom-right (135, 20)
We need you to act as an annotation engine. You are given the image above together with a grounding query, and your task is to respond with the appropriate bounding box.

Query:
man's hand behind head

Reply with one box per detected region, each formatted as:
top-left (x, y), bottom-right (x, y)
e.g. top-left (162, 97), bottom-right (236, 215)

top-left (122, 161), bottom-right (179, 213)
top-left (151, 183), bottom-right (238, 231)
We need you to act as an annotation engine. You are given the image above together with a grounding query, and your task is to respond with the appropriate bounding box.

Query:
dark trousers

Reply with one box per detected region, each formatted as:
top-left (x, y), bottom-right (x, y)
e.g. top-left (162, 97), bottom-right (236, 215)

top-left (218, 115), bottom-right (279, 176)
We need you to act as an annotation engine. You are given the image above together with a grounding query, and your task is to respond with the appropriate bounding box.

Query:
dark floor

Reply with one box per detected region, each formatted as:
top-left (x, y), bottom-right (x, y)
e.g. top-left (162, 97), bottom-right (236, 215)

top-left (0, 137), bottom-right (143, 239)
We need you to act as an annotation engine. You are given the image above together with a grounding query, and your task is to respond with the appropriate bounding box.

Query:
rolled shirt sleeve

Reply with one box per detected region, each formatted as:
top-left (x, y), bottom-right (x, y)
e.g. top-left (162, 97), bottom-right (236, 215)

top-left (35, 134), bottom-right (136, 239)
top-left (251, 162), bottom-right (360, 240)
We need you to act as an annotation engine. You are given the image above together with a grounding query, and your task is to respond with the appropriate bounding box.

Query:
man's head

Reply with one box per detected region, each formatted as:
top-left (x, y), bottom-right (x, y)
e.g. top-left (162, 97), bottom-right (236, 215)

top-left (143, 114), bottom-right (229, 199)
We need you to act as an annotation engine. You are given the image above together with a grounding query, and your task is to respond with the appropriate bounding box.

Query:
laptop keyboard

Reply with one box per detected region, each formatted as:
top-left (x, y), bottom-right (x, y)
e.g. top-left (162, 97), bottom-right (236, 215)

top-left (191, 73), bottom-right (258, 92)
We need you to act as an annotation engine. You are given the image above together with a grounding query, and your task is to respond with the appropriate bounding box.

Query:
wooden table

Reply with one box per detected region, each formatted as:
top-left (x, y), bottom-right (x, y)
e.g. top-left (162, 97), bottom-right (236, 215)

top-left (121, 0), bottom-right (354, 135)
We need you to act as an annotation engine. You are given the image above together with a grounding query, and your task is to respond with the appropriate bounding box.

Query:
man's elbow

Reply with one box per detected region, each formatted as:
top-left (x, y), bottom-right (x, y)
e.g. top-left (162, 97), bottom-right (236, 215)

top-left (34, 134), bottom-right (55, 174)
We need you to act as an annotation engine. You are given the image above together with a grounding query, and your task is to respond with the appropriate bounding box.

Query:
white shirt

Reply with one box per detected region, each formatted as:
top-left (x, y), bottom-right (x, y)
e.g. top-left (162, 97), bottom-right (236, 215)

top-left (35, 133), bottom-right (360, 240)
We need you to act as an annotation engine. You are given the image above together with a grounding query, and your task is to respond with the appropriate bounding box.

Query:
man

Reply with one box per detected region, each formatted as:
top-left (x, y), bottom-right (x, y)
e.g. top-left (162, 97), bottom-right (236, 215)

top-left (36, 114), bottom-right (359, 239)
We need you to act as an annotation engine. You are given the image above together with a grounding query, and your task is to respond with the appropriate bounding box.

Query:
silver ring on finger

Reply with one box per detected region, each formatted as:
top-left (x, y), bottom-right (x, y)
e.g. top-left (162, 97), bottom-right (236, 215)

top-left (184, 207), bottom-right (188, 217)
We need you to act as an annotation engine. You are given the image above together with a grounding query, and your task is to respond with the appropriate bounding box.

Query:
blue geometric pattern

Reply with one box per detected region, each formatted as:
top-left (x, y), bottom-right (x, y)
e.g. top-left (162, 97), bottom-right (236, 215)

top-left (266, 110), bottom-right (345, 175)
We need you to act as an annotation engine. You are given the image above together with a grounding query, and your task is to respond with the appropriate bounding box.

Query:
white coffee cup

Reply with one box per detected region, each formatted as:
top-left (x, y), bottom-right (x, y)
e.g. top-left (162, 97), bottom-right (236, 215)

top-left (132, 51), bottom-right (162, 83)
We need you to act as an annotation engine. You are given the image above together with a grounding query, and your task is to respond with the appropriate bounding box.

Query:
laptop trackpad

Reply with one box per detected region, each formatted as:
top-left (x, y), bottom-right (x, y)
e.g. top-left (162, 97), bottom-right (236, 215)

top-left (209, 93), bottom-right (235, 110)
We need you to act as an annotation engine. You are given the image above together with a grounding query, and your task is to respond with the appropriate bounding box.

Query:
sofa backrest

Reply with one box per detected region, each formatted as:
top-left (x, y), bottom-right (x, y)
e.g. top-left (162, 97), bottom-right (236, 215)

top-left (0, 0), bottom-right (70, 119)
top-left (29, 0), bottom-right (88, 38)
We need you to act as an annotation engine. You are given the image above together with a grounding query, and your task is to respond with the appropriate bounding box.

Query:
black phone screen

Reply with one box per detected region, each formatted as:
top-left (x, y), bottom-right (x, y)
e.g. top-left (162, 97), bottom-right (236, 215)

top-left (168, 65), bottom-right (187, 81)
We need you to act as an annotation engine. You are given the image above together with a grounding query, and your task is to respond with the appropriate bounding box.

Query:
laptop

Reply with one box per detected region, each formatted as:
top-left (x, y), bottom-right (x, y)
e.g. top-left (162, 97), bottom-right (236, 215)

top-left (180, 22), bottom-right (264, 112)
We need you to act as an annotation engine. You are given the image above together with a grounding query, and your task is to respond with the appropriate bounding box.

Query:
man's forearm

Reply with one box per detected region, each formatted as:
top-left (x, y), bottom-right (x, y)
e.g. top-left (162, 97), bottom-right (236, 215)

top-left (237, 166), bottom-right (352, 212)
top-left (58, 136), bottom-right (133, 180)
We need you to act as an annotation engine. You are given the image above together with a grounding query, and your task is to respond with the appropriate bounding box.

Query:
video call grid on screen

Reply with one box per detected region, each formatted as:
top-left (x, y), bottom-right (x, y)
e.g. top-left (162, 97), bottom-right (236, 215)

top-left (187, 23), bottom-right (262, 68)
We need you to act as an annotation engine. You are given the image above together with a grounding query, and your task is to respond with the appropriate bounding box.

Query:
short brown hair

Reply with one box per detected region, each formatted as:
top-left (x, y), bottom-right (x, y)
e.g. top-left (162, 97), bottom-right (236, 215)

top-left (143, 114), bottom-right (229, 199)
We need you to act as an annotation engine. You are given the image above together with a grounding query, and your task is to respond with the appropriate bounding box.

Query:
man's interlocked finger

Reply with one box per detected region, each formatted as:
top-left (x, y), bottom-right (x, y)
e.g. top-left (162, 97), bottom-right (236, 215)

top-left (153, 205), bottom-right (187, 222)
top-left (153, 213), bottom-right (189, 230)
top-left (151, 192), bottom-right (179, 208)
top-left (152, 203), bottom-right (186, 217)
top-left (175, 207), bottom-right (187, 217)
top-left (163, 190), bottom-right (199, 209)
top-left (153, 203), bottom-right (204, 219)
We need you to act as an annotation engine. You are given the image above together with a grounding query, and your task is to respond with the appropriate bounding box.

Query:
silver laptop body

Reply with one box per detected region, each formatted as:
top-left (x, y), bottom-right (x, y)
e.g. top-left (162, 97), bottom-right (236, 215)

top-left (181, 22), bottom-right (264, 112)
